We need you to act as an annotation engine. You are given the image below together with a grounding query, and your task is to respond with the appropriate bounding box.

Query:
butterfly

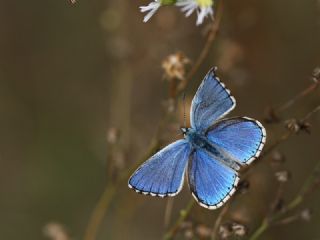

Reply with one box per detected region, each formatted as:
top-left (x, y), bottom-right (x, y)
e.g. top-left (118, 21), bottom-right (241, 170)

top-left (128, 67), bottom-right (266, 209)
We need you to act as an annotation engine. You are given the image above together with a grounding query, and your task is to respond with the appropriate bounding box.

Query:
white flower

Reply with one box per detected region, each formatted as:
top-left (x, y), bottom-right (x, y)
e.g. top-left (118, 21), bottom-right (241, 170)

top-left (140, 0), bottom-right (161, 22)
top-left (176, 0), bottom-right (214, 25)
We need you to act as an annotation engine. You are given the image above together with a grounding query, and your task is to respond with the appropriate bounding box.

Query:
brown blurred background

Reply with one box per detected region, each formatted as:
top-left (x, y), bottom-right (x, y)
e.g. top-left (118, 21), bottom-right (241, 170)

top-left (0, 0), bottom-right (319, 239)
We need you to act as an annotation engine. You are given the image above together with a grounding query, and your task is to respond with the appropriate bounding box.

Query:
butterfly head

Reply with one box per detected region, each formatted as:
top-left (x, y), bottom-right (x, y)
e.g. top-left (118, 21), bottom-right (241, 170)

top-left (180, 127), bottom-right (190, 137)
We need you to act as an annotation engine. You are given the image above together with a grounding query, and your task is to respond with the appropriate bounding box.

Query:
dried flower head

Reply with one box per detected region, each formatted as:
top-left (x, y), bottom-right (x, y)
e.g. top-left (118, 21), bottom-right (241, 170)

top-left (300, 208), bottom-right (312, 221)
top-left (184, 228), bottom-right (194, 239)
top-left (43, 222), bottom-right (70, 240)
top-left (162, 52), bottom-right (190, 81)
top-left (107, 127), bottom-right (120, 144)
top-left (219, 222), bottom-right (247, 239)
top-left (285, 119), bottom-right (311, 134)
top-left (312, 66), bottom-right (320, 83)
top-left (271, 151), bottom-right (286, 165)
top-left (275, 170), bottom-right (291, 182)
top-left (195, 224), bottom-right (212, 238)
top-left (219, 223), bottom-right (232, 239)
top-left (231, 222), bottom-right (247, 237)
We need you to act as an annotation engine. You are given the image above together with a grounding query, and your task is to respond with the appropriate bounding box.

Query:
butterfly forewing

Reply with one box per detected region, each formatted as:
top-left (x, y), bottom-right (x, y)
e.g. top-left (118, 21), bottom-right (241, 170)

top-left (190, 68), bottom-right (236, 132)
top-left (128, 139), bottom-right (191, 197)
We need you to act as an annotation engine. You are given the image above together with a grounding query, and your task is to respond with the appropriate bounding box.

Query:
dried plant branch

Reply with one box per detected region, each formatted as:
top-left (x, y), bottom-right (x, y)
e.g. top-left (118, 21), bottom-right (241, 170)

top-left (266, 67), bottom-right (319, 122)
top-left (178, 1), bottom-right (224, 92)
top-left (164, 198), bottom-right (175, 227)
top-left (248, 105), bottom-right (320, 240)
top-left (163, 199), bottom-right (195, 240)
top-left (211, 202), bottom-right (230, 240)
top-left (83, 127), bottom-right (162, 240)
top-left (249, 159), bottom-right (320, 240)
top-left (276, 81), bottom-right (319, 114)
top-left (84, 2), bottom-right (225, 239)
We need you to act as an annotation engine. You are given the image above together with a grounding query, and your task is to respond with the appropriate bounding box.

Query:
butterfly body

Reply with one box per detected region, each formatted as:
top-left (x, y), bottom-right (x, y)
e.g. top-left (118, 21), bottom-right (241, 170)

top-left (128, 68), bottom-right (266, 209)
top-left (184, 128), bottom-right (241, 171)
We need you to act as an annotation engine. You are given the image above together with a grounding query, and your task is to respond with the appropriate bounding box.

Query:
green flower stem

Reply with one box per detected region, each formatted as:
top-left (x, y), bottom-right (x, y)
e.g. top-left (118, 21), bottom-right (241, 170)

top-left (161, 0), bottom-right (177, 6)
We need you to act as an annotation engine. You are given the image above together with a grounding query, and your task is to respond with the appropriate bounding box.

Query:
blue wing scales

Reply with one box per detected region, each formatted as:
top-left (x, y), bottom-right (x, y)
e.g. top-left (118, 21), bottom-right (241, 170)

top-left (190, 68), bottom-right (236, 132)
top-left (128, 139), bottom-right (191, 197)
top-left (188, 149), bottom-right (239, 209)
top-left (207, 117), bottom-right (266, 165)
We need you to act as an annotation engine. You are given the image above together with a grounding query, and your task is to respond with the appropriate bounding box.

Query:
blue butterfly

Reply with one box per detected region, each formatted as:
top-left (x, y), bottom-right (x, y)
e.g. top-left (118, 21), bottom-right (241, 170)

top-left (128, 67), bottom-right (266, 209)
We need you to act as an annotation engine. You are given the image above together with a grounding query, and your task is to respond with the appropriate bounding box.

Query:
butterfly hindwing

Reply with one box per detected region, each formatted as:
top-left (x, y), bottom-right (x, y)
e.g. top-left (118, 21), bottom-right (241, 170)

top-left (188, 149), bottom-right (239, 209)
top-left (206, 117), bottom-right (266, 165)
top-left (190, 68), bottom-right (236, 132)
top-left (128, 139), bottom-right (191, 197)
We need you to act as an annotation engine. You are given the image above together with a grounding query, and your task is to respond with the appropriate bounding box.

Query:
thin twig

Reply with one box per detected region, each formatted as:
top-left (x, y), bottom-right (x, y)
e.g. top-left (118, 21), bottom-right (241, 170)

top-left (164, 198), bottom-right (175, 228)
top-left (249, 160), bottom-right (320, 240)
top-left (248, 106), bottom-right (320, 240)
top-left (275, 80), bottom-right (319, 115)
top-left (162, 5), bottom-right (225, 239)
top-left (211, 202), bottom-right (230, 240)
top-left (83, 26), bottom-right (224, 237)
top-left (163, 199), bottom-right (195, 240)
top-left (178, 1), bottom-right (224, 92)
top-left (83, 136), bottom-right (160, 240)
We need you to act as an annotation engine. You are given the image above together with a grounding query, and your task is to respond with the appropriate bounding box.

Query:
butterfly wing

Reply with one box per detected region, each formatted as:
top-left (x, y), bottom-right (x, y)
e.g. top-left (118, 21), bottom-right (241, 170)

top-left (188, 148), bottom-right (239, 209)
top-left (128, 139), bottom-right (192, 197)
top-left (190, 68), bottom-right (236, 132)
top-left (206, 117), bottom-right (266, 165)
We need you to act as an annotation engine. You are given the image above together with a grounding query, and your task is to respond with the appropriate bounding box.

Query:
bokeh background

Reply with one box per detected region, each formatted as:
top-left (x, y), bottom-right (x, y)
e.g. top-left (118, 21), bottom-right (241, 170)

top-left (0, 0), bottom-right (319, 239)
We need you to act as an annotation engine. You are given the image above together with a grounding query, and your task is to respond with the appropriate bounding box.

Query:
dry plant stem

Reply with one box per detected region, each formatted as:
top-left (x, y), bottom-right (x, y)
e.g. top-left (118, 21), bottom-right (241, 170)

top-left (163, 199), bottom-right (195, 240)
top-left (179, 1), bottom-right (224, 92)
top-left (163, 6), bottom-right (224, 239)
top-left (164, 198), bottom-right (175, 227)
top-left (249, 106), bottom-right (320, 240)
top-left (85, 2), bottom-right (226, 239)
top-left (275, 80), bottom-right (319, 115)
top-left (249, 160), bottom-right (320, 240)
top-left (211, 202), bottom-right (230, 240)
top-left (83, 121), bottom-right (164, 240)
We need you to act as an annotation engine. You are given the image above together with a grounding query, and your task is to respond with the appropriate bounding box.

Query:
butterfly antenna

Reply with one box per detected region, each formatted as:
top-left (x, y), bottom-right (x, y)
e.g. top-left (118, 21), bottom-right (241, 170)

top-left (183, 92), bottom-right (187, 129)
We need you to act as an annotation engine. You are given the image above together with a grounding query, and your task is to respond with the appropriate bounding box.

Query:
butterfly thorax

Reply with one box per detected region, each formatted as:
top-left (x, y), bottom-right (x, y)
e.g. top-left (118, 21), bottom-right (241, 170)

top-left (184, 128), bottom-right (241, 171)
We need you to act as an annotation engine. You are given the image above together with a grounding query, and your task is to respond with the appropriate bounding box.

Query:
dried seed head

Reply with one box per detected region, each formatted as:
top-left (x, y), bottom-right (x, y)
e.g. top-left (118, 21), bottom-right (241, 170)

top-left (43, 222), bottom-right (70, 240)
top-left (219, 222), bottom-right (247, 239)
top-left (275, 170), bottom-right (291, 182)
top-left (312, 67), bottom-right (320, 83)
top-left (162, 52), bottom-right (190, 81)
top-left (184, 229), bottom-right (194, 239)
top-left (300, 208), bottom-right (312, 221)
top-left (231, 222), bottom-right (247, 237)
top-left (107, 127), bottom-right (120, 144)
top-left (219, 224), bottom-right (232, 239)
top-left (271, 151), bottom-right (286, 165)
top-left (195, 224), bottom-right (212, 238)
top-left (285, 119), bottom-right (311, 134)
top-left (285, 119), bottom-right (300, 133)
